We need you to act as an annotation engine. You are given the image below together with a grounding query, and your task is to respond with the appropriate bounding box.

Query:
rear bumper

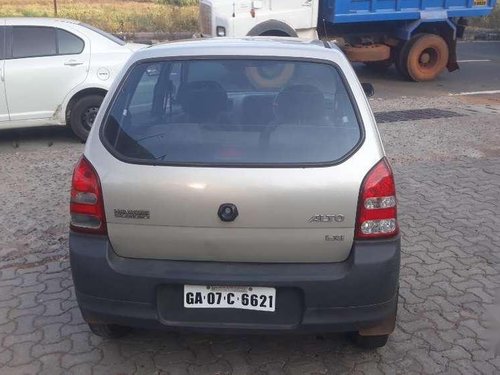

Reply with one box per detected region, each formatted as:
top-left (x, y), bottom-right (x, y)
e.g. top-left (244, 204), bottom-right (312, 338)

top-left (70, 232), bottom-right (400, 333)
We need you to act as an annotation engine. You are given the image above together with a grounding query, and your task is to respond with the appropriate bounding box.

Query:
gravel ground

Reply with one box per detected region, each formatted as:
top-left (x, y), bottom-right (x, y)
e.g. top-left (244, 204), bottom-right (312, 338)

top-left (0, 96), bottom-right (499, 374)
top-left (372, 95), bottom-right (500, 164)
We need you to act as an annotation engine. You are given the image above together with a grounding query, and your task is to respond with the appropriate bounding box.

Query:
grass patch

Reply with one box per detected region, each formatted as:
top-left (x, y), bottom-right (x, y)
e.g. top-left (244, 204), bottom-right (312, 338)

top-left (0, 0), bottom-right (199, 34)
top-left (2, 1), bottom-right (498, 33)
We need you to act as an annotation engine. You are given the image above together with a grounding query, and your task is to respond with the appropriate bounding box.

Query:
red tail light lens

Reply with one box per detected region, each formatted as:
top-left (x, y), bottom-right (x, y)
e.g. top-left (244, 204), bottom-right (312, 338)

top-left (355, 158), bottom-right (398, 239)
top-left (70, 156), bottom-right (107, 234)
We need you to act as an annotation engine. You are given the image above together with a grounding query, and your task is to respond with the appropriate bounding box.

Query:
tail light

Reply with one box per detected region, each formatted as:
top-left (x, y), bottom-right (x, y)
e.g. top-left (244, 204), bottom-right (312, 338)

top-left (355, 158), bottom-right (398, 239)
top-left (70, 156), bottom-right (107, 234)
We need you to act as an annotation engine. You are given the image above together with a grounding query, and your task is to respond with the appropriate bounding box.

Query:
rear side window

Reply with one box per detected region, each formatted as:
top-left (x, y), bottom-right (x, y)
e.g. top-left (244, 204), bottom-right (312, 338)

top-left (102, 59), bottom-right (362, 166)
top-left (0, 27), bottom-right (5, 59)
top-left (12, 27), bottom-right (57, 58)
top-left (57, 29), bottom-right (84, 55)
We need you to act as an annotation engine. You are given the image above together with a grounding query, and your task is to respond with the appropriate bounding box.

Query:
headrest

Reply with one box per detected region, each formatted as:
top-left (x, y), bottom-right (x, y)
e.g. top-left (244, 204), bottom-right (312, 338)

top-left (241, 95), bottom-right (275, 125)
top-left (177, 81), bottom-right (228, 122)
top-left (274, 84), bottom-right (325, 124)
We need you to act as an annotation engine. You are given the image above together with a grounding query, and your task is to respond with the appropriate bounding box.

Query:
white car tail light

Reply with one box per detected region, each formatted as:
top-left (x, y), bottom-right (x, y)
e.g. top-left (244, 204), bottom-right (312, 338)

top-left (70, 156), bottom-right (107, 234)
top-left (355, 158), bottom-right (398, 239)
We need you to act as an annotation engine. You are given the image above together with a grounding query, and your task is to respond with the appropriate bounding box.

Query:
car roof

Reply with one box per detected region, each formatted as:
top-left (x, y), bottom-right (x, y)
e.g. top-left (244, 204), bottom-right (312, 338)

top-left (0, 17), bottom-right (80, 25)
top-left (133, 37), bottom-right (346, 63)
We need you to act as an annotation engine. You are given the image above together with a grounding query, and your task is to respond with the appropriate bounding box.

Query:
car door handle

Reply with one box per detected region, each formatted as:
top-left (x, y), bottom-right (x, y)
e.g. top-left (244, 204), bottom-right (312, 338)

top-left (64, 60), bottom-right (84, 66)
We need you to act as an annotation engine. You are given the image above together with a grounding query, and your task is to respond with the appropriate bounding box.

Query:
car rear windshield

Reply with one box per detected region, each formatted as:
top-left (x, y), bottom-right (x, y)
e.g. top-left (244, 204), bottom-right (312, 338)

top-left (102, 58), bottom-right (362, 166)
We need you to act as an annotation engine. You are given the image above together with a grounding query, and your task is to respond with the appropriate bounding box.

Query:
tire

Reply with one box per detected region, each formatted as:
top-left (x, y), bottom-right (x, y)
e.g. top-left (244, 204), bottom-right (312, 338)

top-left (69, 94), bottom-right (104, 141)
top-left (260, 30), bottom-right (290, 37)
top-left (351, 288), bottom-right (398, 349)
top-left (394, 45), bottom-right (408, 77)
top-left (352, 333), bottom-right (389, 349)
top-left (397, 33), bottom-right (449, 82)
top-left (88, 323), bottom-right (131, 338)
top-left (245, 63), bottom-right (295, 89)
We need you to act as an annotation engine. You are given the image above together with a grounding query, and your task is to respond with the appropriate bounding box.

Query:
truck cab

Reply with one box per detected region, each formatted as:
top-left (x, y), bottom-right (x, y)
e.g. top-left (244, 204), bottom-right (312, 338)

top-left (200, 0), bottom-right (319, 39)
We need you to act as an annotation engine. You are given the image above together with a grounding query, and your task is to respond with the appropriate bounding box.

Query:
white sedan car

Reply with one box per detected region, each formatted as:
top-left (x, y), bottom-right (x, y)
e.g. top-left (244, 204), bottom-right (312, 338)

top-left (0, 18), bottom-right (144, 140)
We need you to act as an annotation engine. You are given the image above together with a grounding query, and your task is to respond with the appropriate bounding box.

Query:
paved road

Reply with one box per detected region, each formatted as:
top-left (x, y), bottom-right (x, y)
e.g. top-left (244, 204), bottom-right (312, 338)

top-left (0, 148), bottom-right (498, 374)
top-left (355, 41), bottom-right (500, 99)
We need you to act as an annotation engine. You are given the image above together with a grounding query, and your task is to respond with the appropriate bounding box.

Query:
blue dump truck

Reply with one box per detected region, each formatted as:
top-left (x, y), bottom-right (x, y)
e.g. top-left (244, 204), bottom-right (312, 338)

top-left (199, 0), bottom-right (497, 81)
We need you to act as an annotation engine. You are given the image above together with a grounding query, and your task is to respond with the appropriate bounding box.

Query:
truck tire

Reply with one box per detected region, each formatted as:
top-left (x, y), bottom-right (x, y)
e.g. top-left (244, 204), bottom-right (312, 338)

top-left (397, 33), bottom-right (449, 81)
top-left (247, 20), bottom-right (298, 37)
top-left (69, 94), bottom-right (104, 141)
top-left (394, 45), bottom-right (406, 77)
top-left (245, 63), bottom-right (295, 89)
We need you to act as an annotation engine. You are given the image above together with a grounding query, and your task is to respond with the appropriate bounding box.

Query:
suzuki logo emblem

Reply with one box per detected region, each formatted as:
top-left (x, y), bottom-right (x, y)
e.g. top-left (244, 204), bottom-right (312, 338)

top-left (218, 203), bottom-right (239, 222)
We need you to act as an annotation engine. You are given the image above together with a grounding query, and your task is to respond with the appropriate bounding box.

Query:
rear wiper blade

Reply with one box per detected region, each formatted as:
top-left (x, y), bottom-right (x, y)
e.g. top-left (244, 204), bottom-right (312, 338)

top-left (154, 153), bottom-right (168, 161)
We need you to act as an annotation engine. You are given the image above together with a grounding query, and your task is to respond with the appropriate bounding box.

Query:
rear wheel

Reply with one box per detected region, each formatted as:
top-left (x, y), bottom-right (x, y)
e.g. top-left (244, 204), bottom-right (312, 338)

top-left (69, 94), bottom-right (104, 141)
top-left (88, 323), bottom-right (131, 338)
top-left (352, 333), bottom-right (389, 349)
top-left (397, 33), bottom-right (449, 81)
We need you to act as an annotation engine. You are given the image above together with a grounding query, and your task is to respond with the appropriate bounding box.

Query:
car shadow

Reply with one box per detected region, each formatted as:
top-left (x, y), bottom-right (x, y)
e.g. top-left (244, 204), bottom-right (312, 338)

top-left (352, 63), bottom-right (403, 82)
top-left (113, 329), bottom-right (364, 362)
top-left (0, 126), bottom-right (82, 150)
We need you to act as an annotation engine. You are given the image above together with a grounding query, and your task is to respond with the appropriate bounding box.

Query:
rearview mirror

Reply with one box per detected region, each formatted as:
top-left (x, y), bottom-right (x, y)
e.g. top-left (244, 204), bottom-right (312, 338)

top-left (361, 83), bottom-right (375, 97)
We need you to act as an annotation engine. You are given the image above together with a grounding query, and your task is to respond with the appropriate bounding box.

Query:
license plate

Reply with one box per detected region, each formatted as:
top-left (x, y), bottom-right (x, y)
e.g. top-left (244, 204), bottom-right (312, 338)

top-left (183, 285), bottom-right (276, 312)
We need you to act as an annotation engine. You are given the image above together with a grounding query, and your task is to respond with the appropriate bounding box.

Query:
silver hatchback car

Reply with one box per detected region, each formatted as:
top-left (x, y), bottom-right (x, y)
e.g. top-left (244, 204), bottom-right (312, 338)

top-left (69, 38), bottom-right (400, 349)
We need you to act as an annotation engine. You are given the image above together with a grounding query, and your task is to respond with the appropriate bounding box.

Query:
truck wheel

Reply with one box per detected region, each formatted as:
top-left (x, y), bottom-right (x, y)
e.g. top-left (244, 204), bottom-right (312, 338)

top-left (245, 63), bottom-right (295, 89)
top-left (394, 45), bottom-right (407, 77)
top-left (260, 30), bottom-right (290, 37)
top-left (70, 94), bottom-right (104, 141)
top-left (88, 323), bottom-right (131, 338)
top-left (398, 34), bottom-right (449, 81)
